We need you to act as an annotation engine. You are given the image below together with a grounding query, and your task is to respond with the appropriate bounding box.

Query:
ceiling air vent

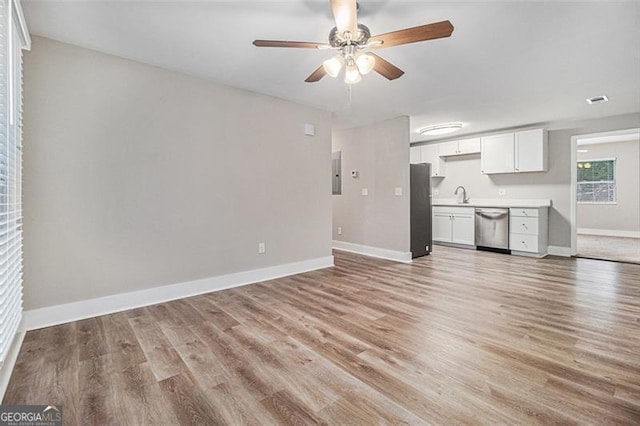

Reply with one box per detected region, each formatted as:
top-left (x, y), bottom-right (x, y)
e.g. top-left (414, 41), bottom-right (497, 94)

top-left (586, 95), bottom-right (609, 104)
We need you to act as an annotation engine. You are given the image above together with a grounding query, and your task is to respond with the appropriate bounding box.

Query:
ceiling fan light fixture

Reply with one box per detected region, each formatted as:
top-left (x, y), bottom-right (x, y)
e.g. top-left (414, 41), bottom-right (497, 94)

top-left (344, 62), bottom-right (361, 85)
top-left (419, 122), bottom-right (464, 136)
top-left (323, 56), bottom-right (343, 78)
top-left (355, 53), bottom-right (375, 75)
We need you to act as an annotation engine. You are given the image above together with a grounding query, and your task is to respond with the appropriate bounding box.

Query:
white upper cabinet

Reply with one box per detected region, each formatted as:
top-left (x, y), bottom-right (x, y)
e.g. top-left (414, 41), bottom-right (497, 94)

top-left (438, 138), bottom-right (480, 157)
top-left (437, 141), bottom-right (458, 157)
top-left (410, 144), bottom-right (445, 177)
top-left (457, 138), bottom-right (481, 155)
top-left (481, 133), bottom-right (515, 174)
top-left (410, 146), bottom-right (422, 164)
top-left (515, 129), bottom-right (548, 172)
top-left (421, 144), bottom-right (445, 177)
top-left (481, 129), bottom-right (547, 174)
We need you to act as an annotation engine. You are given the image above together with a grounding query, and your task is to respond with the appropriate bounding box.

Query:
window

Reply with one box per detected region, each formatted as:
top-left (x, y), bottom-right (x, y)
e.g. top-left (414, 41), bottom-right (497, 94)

top-left (0, 0), bottom-right (27, 367)
top-left (577, 158), bottom-right (616, 203)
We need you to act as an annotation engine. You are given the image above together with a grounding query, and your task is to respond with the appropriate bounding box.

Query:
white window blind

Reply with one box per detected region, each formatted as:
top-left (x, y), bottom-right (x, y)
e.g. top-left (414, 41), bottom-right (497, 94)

top-left (0, 0), bottom-right (25, 367)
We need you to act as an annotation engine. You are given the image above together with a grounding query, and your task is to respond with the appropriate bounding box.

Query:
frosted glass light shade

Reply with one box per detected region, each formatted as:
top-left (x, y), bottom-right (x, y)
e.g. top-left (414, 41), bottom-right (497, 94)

top-left (356, 53), bottom-right (375, 75)
top-left (344, 64), bottom-right (361, 84)
top-left (323, 56), bottom-right (343, 78)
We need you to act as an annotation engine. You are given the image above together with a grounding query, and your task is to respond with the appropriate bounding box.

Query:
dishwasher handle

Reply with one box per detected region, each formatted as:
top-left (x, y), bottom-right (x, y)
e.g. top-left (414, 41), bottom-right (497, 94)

top-left (475, 209), bottom-right (509, 219)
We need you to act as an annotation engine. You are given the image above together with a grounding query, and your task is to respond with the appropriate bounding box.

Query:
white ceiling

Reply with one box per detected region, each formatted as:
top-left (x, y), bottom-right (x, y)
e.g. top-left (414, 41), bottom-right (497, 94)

top-left (22, 1), bottom-right (640, 142)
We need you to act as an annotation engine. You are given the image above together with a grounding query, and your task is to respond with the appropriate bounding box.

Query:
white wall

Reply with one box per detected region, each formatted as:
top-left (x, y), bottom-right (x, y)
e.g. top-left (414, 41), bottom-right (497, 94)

top-left (22, 37), bottom-right (333, 310)
top-left (420, 113), bottom-right (640, 249)
top-left (332, 116), bottom-right (411, 257)
top-left (577, 140), bottom-right (640, 234)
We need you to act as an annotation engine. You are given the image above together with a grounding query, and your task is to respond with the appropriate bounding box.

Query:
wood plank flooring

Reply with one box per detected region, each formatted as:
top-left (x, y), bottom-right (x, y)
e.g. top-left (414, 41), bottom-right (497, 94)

top-left (4, 247), bottom-right (640, 425)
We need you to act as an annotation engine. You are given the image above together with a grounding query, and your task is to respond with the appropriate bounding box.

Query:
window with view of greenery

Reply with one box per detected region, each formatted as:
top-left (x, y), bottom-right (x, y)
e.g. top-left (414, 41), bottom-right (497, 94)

top-left (577, 158), bottom-right (616, 203)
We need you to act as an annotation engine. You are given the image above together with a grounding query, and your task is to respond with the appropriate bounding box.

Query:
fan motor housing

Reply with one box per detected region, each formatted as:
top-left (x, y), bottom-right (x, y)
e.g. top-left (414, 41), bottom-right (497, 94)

top-left (329, 24), bottom-right (371, 47)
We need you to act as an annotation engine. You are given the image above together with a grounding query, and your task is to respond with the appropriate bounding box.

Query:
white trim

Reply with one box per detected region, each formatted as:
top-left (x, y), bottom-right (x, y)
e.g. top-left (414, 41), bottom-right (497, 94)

top-left (578, 228), bottom-right (640, 239)
top-left (332, 240), bottom-right (413, 263)
top-left (0, 319), bottom-right (25, 402)
top-left (548, 246), bottom-right (572, 257)
top-left (11, 0), bottom-right (30, 50)
top-left (571, 128), bottom-right (640, 257)
top-left (23, 256), bottom-right (334, 331)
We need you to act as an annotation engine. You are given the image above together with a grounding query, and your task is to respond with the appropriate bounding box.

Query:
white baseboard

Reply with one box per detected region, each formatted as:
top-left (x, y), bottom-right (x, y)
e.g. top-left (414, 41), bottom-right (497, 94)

top-left (578, 228), bottom-right (640, 239)
top-left (0, 320), bottom-right (26, 402)
top-left (23, 256), bottom-right (334, 331)
top-left (332, 240), bottom-right (412, 263)
top-left (548, 246), bottom-right (572, 257)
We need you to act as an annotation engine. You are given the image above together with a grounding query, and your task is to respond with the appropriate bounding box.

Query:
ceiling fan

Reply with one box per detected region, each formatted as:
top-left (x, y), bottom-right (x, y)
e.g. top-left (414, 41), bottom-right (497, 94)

top-left (252, 0), bottom-right (454, 84)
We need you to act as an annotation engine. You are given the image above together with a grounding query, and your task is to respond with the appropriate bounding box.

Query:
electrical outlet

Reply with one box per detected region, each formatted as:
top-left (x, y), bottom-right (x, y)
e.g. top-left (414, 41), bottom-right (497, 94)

top-left (498, 188), bottom-right (507, 196)
top-left (337, 227), bottom-right (342, 235)
top-left (258, 242), bottom-right (266, 254)
top-left (395, 187), bottom-right (403, 196)
top-left (361, 188), bottom-right (369, 196)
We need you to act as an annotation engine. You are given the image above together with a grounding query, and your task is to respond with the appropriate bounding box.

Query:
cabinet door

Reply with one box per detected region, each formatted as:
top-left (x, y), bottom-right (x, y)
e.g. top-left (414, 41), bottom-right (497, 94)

top-left (433, 213), bottom-right (452, 242)
top-left (451, 213), bottom-right (475, 245)
top-left (481, 133), bottom-right (515, 174)
top-left (421, 144), bottom-right (445, 177)
top-left (437, 141), bottom-right (459, 157)
top-left (515, 129), bottom-right (547, 172)
top-left (410, 146), bottom-right (422, 164)
top-left (457, 138), bottom-right (481, 155)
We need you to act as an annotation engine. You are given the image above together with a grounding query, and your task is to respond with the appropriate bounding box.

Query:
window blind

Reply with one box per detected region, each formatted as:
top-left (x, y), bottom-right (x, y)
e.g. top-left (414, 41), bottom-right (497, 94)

top-left (0, 0), bottom-right (24, 367)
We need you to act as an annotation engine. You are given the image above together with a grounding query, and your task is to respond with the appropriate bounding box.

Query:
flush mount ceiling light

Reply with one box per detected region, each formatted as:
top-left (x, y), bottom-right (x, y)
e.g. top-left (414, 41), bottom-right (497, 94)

top-left (419, 122), bottom-right (464, 136)
top-left (586, 95), bottom-right (609, 104)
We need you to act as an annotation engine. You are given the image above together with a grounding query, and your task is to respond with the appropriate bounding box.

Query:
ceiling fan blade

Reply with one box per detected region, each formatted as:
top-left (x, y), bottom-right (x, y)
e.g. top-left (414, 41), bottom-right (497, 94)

top-left (371, 54), bottom-right (405, 80)
top-left (305, 65), bottom-right (327, 83)
top-left (370, 20), bottom-right (454, 49)
top-left (330, 0), bottom-right (358, 37)
top-left (253, 40), bottom-right (329, 49)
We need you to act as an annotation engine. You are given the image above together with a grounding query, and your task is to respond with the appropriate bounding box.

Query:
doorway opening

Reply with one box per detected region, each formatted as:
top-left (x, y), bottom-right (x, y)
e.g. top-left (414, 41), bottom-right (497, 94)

top-left (570, 128), bottom-right (640, 264)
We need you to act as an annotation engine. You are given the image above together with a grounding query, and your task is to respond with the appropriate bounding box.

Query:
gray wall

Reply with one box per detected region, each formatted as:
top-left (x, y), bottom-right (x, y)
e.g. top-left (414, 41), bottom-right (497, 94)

top-left (332, 116), bottom-right (411, 253)
top-left (577, 140), bottom-right (640, 233)
top-left (23, 37), bottom-right (333, 310)
top-left (422, 113), bottom-right (640, 249)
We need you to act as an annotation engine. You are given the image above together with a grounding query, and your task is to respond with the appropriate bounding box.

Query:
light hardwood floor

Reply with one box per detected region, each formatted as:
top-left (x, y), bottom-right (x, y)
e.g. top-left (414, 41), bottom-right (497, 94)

top-left (4, 247), bottom-right (640, 425)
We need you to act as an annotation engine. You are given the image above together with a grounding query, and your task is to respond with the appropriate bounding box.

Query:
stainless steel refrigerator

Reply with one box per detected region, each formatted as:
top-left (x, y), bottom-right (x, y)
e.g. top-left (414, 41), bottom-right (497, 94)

top-left (410, 163), bottom-right (433, 258)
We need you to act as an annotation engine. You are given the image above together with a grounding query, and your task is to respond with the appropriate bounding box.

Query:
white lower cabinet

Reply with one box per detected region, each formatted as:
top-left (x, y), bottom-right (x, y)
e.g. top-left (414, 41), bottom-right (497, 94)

top-left (433, 212), bottom-right (453, 242)
top-left (433, 206), bottom-right (475, 246)
top-left (509, 207), bottom-right (548, 256)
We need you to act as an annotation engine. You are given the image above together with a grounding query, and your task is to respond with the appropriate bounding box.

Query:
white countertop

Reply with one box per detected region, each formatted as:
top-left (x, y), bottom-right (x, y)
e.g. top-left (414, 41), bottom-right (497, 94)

top-left (433, 198), bottom-right (552, 208)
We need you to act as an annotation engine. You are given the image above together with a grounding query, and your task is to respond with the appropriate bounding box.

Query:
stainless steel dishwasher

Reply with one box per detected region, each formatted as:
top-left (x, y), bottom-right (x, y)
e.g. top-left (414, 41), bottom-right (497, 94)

top-left (475, 208), bottom-right (510, 252)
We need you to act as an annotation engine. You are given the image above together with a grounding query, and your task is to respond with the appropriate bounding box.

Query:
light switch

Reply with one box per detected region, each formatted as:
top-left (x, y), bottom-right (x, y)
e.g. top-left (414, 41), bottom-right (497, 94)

top-left (304, 123), bottom-right (315, 136)
top-left (361, 188), bottom-right (369, 196)
top-left (395, 187), bottom-right (403, 196)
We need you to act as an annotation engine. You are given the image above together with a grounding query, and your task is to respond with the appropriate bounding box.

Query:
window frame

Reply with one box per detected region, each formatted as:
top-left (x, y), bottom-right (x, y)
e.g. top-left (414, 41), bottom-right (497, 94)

top-left (576, 157), bottom-right (617, 205)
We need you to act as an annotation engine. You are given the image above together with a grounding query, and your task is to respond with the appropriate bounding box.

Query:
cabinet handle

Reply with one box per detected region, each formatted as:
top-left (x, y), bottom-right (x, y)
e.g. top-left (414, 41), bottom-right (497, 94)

top-left (522, 241), bottom-right (527, 246)
top-left (522, 223), bottom-right (528, 230)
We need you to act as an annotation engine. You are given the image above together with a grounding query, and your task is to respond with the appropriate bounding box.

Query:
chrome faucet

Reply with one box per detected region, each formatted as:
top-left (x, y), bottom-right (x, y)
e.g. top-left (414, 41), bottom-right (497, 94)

top-left (454, 186), bottom-right (469, 204)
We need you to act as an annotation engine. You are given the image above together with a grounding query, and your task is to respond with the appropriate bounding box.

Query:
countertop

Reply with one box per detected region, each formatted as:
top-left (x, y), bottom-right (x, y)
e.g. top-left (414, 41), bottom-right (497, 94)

top-left (432, 198), bottom-right (552, 208)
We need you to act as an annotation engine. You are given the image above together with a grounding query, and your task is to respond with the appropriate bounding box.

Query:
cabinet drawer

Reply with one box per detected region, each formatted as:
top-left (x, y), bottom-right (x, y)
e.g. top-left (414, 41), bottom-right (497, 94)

top-left (510, 217), bottom-right (538, 235)
top-left (509, 208), bottom-right (539, 218)
top-left (510, 234), bottom-right (538, 253)
top-left (433, 206), bottom-right (475, 216)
